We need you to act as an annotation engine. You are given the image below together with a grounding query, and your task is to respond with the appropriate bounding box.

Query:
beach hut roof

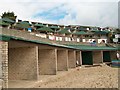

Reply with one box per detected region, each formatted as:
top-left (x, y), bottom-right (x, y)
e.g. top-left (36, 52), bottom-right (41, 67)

top-left (0, 18), bottom-right (15, 23)
top-left (0, 19), bottom-right (10, 26)
top-left (15, 21), bottom-right (31, 29)
top-left (0, 21), bottom-right (10, 26)
top-left (37, 27), bottom-right (54, 32)
top-left (34, 23), bottom-right (44, 27)
top-left (73, 31), bottom-right (87, 35)
top-left (50, 26), bottom-right (59, 29)
top-left (58, 28), bottom-right (71, 34)
top-left (94, 31), bottom-right (108, 35)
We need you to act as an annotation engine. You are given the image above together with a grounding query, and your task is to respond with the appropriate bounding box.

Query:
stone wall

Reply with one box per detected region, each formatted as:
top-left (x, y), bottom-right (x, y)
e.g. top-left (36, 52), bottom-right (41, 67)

top-left (57, 50), bottom-right (68, 71)
top-left (68, 50), bottom-right (76, 68)
top-left (38, 49), bottom-right (57, 75)
top-left (110, 51), bottom-right (117, 60)
top-left (0, 41), bottom-right (8, 88)
top-left (93, 51), bottom-right (103, 64)
top-left (8, 46), bottom-right (39, 80)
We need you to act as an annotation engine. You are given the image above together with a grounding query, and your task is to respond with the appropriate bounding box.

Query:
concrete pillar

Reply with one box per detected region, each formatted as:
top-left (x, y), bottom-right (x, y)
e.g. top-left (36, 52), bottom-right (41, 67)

top-left (0, 41), bottom-right (8, 88)
top-left (8, 46), bottom-right (39, 80)
top-left (68, 50), bottom-right (76, 68)
top-left (110, 51), bottom-right (117, 60)
top-left (38, 49), bottom-right (57, 75)
top-left (0, 42), bottom-right (2, 89)
top-left (57, 50), bottom-right (68, 71)
top-left (76, 51), bottom-right (82, 66)
top-left (93, 51), bottom-right (103, 64)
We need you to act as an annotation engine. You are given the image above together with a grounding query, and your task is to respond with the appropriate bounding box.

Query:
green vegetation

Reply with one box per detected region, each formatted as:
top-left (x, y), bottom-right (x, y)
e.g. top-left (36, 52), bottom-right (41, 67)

top-left (1, 11), bottom-right (17, 22)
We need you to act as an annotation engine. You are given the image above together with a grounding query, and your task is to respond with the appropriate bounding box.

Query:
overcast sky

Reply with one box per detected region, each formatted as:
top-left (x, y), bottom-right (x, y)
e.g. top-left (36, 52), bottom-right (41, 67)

top-left (0, 0), bottom-right (119, 27)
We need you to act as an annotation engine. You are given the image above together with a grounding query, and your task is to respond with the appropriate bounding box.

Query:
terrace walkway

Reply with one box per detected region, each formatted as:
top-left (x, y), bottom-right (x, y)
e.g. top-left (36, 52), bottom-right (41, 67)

top-left (0, 28), bottom-right (108, 46)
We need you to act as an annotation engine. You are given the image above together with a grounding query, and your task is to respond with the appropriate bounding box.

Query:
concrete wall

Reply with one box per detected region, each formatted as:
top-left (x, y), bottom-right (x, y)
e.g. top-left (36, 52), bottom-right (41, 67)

top-left (0, 41), bottom-right (8, 88)
top-left (110, 51), bottom-right (117, 60)
top-left (93, 51), bottom-right (103, 64)
top-left (38, 49), bottom-right (57, 75)
top-left (8, 46), bottom-right (39, 80)
top-left (76, 51), bottom-right (82, 66)
top-left (57, 50), bottom-right (68, 71)
top-left (68, 50), bottom-right (76, 68)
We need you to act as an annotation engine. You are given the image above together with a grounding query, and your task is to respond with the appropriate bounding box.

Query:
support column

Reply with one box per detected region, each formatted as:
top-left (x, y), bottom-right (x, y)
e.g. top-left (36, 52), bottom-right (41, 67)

top-left (93, 51), bottom-right (103, 64)
top-left (68, 50), bottom-right (76, 68)
top-left (76, 51), bottom-right (82, 66)
top-left (0, 41), bottom-right (8, 88)
top-left (57, 50), bottom-right (68, 71)
top-left (8, 46), bottom-right (39, 80)
top-left (38, 49), bottom-right (57, 75)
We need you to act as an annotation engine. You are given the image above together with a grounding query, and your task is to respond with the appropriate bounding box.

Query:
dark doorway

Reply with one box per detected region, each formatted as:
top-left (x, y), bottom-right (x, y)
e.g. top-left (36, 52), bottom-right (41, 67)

top-left (103, 51), bottom-right (111, 62)
top-left (82, 51), bottom-right (93, 65)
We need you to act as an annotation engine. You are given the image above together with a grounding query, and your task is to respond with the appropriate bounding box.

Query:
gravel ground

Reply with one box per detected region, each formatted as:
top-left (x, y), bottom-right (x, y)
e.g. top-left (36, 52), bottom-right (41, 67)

top-left (33, 65), bottom-right (118, 88)
top-left (8, 64), bottom-right (119, 88)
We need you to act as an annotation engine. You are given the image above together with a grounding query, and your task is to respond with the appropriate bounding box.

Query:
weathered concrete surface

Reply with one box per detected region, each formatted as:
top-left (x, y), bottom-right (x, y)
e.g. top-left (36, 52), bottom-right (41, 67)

top-left (57, 50), bottom-right (68, 71)
top-left (93, 51), bottom-right (103, 64)
top-left (110, 51), bottom-right (117, 60)
top-left (8, 46), bottom-right (39, 80)
top-left (76, 51), bottom-right (82, 66)
top-left (38, 49), bottom-right (57, 75)
top-left (68, 50), bottom-right (76, 68)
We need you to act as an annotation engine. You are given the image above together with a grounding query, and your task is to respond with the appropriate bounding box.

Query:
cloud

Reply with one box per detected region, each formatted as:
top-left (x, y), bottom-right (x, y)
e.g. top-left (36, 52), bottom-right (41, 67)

top-left (57, 2), bottom-right (118, 27)
top-left (33, 4), bottom-right (68, 21)
top-left (0, 0), bottom-right (119, 27)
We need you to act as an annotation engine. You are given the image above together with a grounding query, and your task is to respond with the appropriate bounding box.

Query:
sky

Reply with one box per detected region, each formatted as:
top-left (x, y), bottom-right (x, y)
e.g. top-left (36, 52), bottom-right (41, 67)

top-left (0, 0), bottom-right (119, 27)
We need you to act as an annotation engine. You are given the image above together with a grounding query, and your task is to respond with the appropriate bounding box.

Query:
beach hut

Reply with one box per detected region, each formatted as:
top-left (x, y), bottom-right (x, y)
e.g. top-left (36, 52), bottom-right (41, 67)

top-left (50, 25), bottom-right (60, 33)
top-left (0, 18), bottom-right (14, 28)
top-left (15, 21), bottom-right (32, 31)
top-left (57, 28), bottom-right (71, 41)
top-left (73, 31), bottom-right (91, 42)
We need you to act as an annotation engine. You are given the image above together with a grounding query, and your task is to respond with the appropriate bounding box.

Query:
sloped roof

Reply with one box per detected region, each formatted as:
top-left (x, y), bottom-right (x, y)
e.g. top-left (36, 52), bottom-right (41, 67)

top-left (50, 26), bottom-right (59, 29)
top-left (37, 27), bottom-right (54, 32)
top-left (58, 29), bottom-right (71, 34)
top-left (67, 45), bottom-right (118, 51)
top-left (73, 31), bottom-right (87, 35)
top-left (0, 34), bottom-right (118, 51)
top-left (0, 18), bottom-right (15, 23)
top-left (34, 23), bottom-right (44, 27)
top-left (15, 21), bottom-right (31, 29)
top-left (0, 20), bottom-right (10, 26)
top-left (93, 30), bottom-right (109, 35)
